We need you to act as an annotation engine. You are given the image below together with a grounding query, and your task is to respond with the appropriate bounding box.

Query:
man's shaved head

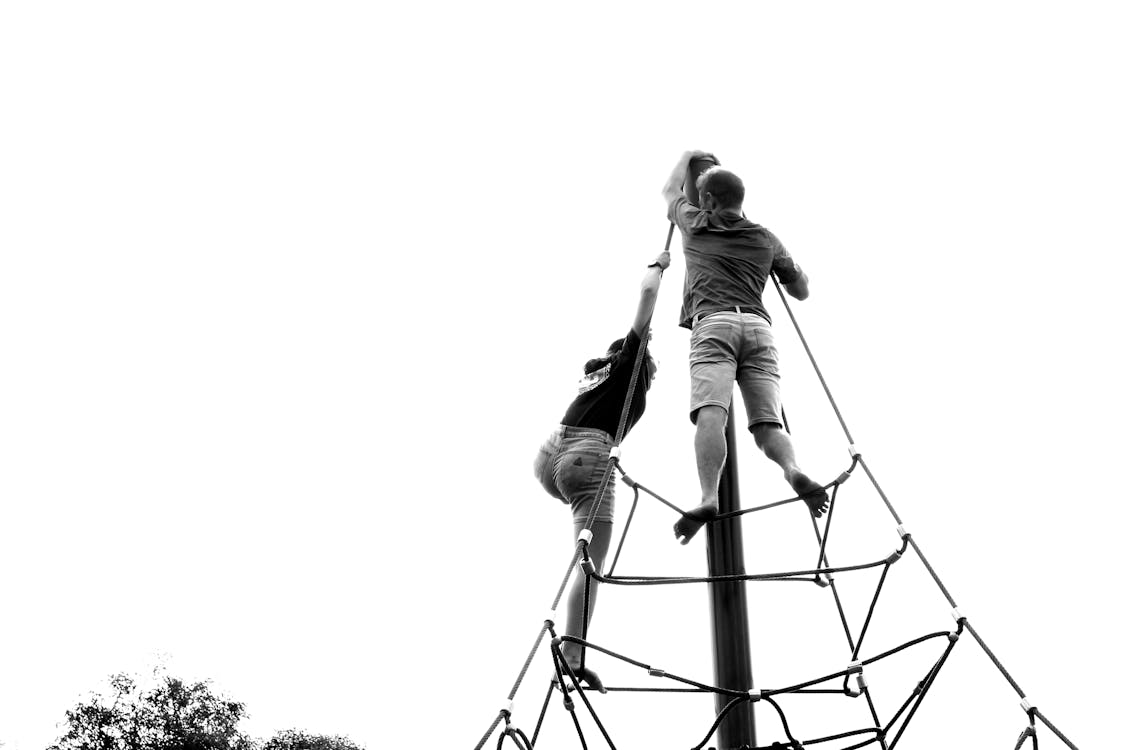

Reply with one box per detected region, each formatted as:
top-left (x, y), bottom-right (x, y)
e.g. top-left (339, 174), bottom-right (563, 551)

top-left (696, 167), bottom-right (745, 211)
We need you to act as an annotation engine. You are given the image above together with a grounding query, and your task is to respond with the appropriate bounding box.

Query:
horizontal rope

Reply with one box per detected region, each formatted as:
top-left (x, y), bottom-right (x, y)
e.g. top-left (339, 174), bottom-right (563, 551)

top-left (713, 457), bottom-right (859, 521)
top-left (598, 539), bottom-right (908, 587)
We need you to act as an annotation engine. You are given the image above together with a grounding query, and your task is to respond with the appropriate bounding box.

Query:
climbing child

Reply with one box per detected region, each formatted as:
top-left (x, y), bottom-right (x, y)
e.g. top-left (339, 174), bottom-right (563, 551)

top-left (532, 250), bottom-right (667, 692)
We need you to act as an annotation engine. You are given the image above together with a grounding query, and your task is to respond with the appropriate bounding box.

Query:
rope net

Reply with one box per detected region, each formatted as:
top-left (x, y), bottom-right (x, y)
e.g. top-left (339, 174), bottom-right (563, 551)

top-left (472, 244), bottom-right (1080, 750)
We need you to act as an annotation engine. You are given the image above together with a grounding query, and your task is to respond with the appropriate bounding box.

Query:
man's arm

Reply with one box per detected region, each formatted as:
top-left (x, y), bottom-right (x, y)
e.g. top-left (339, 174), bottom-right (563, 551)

top-left (770, 236), bottom-right (810, 301)
top-left (662, 150), bottom-right (708, 206)
top-left (632, 250), bottom-right (670, 336)
top-left (783, 272), bottom-right (810, 301)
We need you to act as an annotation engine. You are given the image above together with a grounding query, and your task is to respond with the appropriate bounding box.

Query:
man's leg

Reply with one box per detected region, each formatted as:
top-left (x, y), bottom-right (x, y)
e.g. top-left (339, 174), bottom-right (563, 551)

top-left (695, 405), bottom-right (728, 503)
top-left (674, 404), bottom-right (727, 544)
top-left (561, 518), bottom-right (613, 692)
top-left (749, 423), bottom-right (828, 516)
top-left (739, 322), bottom-right (829, 517)
top-left (678, 315), bottom-right (741, 544)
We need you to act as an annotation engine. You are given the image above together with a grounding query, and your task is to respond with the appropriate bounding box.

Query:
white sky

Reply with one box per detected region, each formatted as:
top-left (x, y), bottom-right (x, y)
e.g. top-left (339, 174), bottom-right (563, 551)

top-left (2, 2), bottom-right (1122, 749)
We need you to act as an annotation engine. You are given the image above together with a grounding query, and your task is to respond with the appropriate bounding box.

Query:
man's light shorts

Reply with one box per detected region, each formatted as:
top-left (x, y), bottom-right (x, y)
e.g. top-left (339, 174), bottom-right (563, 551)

top-left (689, 311), bottom-right (783, 428)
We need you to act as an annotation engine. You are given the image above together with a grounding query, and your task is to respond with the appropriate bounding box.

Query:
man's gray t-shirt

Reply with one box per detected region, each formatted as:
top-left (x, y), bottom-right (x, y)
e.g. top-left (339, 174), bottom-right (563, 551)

top-left (668, 195), bottom-right (803, 329)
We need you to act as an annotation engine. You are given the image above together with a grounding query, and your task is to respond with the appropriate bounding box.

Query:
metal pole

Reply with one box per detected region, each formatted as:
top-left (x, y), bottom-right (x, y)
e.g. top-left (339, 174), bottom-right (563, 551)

top-left (683, 152), bottom-right (755, 749)
top-left (705, 402), bottom-right (755, 749)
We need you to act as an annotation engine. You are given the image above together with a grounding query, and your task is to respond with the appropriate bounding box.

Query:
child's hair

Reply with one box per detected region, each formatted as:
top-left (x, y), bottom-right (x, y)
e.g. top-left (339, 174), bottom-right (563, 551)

top-left (584, 337), bottom-right (626, 375)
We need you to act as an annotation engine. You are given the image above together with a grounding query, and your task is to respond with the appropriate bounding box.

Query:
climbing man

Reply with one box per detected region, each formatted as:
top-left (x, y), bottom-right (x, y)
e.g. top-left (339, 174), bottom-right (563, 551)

top-left (662, 150), bottom-right (829, 545)
top-left (532, 250), bottom-right (668, 692)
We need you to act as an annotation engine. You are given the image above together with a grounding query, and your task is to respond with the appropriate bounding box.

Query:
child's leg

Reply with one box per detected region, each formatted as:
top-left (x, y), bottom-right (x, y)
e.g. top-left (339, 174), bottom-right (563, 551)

top-left (563, 518), bottom-right (613, 664)
top-left (560, 518), bottom-right (613, 692)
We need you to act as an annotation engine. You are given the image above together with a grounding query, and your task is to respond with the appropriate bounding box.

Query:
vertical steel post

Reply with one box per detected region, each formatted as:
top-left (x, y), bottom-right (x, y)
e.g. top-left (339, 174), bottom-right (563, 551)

top-left (684, 153), bottom-right (755, 748)
top-left (705, 403), bottom-right (756, 749)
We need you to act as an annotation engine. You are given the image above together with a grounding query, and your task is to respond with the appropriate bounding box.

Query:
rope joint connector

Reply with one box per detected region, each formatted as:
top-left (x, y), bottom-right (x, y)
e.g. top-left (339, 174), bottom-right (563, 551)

top-left (620, 472), bottom-right (637, 488)
top-left (885, 549), bottom-right (902, 564)
top-left (647, 668), bottom-right (666, 678)
top-left (763, 740), bottom-right (802, 749)
top-left (580, 557), bottom-right (597, 576)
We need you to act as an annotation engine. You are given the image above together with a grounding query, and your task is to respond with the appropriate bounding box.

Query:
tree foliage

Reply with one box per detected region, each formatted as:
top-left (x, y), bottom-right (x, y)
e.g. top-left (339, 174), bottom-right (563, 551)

top-left (49, 672), bottom-right (256, 750)
top-left (261, 730), bottom-right (362, 750)
top-left (49, 670), bottom-right (364, 750)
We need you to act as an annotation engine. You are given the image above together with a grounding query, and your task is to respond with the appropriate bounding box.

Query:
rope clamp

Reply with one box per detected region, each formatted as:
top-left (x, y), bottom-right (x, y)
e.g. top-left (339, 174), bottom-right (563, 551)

top-left (848, 444), bottom-right (861, 458)
top-left (845, 660), bottom-right (863, 675)
top-left (609, 446), bottom-right (622, 460)
top-left (746, 688), bottom-right (762, 701)
top-left (896, 524), bottom-right (909, 539)
top-left (544, 609), bottom-right (556, 627)
top-left (1020, 697), bottom-right (1035, 713)
top-left (577, 529), bottom-right (594, 545)
top-left (950, 607), bottom-right (966, 623)
top-left (500, 699), bottom-right (515, 717)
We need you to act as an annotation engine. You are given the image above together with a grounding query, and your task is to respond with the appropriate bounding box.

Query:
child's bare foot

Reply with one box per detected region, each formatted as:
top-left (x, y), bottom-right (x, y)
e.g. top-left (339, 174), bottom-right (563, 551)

top-left (557, 663), bottom-right (606, 694)
top-left (789, 472), bottom-right (829, 517)
top-left (674, 501), bottom-right (719, 545)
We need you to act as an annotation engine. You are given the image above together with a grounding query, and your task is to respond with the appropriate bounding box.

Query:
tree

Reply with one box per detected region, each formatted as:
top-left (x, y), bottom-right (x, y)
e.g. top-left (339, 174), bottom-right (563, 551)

top-left (49, 671), bottom-right (257, 750)
top-left (261, 730), bottom-right (363, 750)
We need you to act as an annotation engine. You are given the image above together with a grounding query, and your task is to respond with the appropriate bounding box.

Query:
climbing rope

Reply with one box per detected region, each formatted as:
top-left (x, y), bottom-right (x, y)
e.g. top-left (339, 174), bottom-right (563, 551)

top-left (473, 224), bottom-right (671, 750)
top-left (472, 235), bottom-right (1082, 750)
top-left (769, 274), bottom-right (1081, 750)
top-left (533, 620), bottom-right (963, 750)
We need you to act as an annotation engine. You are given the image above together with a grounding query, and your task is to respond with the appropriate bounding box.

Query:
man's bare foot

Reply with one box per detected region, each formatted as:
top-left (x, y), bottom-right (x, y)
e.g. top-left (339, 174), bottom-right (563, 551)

top-left (789, 471), bottom-right (829, 517)
top-left (674, 501), bottom-right (719, 545)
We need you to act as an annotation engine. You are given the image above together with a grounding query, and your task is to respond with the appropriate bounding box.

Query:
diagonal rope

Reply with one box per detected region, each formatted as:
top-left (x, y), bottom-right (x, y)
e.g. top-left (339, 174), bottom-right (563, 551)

top-left (769, 273), bottom-right (1082, 749)
top-left (770, 273), bottom-right (855, 445)
top-left (579, 222), bottom-right (673, 530)
top-left (474, 225), bottom-right (673, 750)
